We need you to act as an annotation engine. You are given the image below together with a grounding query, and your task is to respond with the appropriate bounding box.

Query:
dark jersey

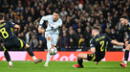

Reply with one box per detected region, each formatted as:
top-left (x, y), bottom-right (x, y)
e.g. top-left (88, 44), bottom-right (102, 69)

top-left (0, 21), bottom-right (16, 42)
top-left (119, 23), bottom-right (130, 40)
top-left (90, 34), bottom-right (112, 55)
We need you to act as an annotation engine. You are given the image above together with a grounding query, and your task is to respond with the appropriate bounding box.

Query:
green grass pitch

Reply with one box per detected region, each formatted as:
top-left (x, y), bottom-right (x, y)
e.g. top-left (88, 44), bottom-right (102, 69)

top-left (0, 61), bottom-right (129, 72)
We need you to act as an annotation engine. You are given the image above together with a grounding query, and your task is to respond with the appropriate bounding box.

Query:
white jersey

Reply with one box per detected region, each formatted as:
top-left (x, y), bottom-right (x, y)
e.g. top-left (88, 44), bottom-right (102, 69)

top-left (39, 15), bottom-right (62, 33)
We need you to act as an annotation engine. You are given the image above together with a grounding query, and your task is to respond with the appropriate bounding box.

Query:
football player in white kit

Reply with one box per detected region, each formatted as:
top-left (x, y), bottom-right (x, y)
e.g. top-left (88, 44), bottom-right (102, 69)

top-left (38, 12), bottom-right (62, 67)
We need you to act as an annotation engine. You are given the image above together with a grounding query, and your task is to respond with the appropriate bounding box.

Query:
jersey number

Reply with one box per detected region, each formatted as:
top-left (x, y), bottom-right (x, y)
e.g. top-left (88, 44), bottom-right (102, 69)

top-left (100, 40), bottom-right (105, 52)
top-left (0, 28), bottom-right (9, 39)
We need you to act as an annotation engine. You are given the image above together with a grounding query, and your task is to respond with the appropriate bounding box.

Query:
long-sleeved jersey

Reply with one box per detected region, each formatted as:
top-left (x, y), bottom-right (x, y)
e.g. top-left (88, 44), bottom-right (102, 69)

top-left (39, 15), bottom-right (62, 33)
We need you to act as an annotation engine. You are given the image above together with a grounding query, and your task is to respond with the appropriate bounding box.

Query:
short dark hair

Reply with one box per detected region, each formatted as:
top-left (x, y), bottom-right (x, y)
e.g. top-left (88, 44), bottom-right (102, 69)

top-left (53, 10), bottom-right (60, 14)
top-left (0, 13), bottom-right (4, 20)
top-left (92, 26), bottom-right (101, 32)
top-left (120, 16), bottom-right (129, 20)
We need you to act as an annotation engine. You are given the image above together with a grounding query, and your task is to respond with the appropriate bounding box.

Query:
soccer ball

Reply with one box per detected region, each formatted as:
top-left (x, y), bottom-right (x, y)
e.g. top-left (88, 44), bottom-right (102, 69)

top-left (49, 47), bottom-right (57, 55)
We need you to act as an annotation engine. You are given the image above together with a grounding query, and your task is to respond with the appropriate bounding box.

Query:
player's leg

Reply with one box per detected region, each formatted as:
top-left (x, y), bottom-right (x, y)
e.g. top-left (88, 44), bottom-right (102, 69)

top-left (73, 53), bottom-right (96, 68)
top-left (44, 33), bottom-right (52, 67)
top-left (44, 32), bottom-right (59, 67)
top-left (125, 41), bottom-right (130, 63)
top-left (120, 41), bottom-right (130, 68)
top-left (124, 47), bottom-right (129, 63)
top-left (18, 38), bottom-right (42, 63)
top-left (73, 53), bottom-right (88, 68)
top-left (4, 50), bottom-right (13, 67)
top-left (25, 44), bottom-right (42, 63)
top-left (4, 49), bottom-right (13, 67)
top-left (77, 54), bottom-right (88, 67)
top-left (51, 33), bottom-right (59, 54)
top-left (1, 43), bottom-right (13, 67)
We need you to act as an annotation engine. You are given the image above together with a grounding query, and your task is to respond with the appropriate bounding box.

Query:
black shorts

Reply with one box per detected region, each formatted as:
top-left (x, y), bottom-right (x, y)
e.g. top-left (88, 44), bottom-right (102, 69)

top-left (3, 38), bottom-right (26, 50)
top-left (87, 53), bottom-right (105, 62)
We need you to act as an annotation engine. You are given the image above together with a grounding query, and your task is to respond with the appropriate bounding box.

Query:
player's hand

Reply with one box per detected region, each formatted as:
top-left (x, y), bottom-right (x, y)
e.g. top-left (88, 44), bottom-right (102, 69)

top-left (38, 27), bottom-right (45, 33)
top-left (14, 24), bottom-right (20, 29)
top-left (125, 41), bottom-right (128, 46)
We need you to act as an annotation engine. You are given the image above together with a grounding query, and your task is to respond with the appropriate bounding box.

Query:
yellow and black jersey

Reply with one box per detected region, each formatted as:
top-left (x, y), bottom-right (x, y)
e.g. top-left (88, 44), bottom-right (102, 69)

top-left (0, 21), bottom-right (25, 49)
top-left (87, 34), bottom-right (112, 62)
top-left (90, 34), bottom-right (112, 54)
top-left (119, 23), bottom-right (130, 40)
top-left (0, 21), bottom-right (16, 42)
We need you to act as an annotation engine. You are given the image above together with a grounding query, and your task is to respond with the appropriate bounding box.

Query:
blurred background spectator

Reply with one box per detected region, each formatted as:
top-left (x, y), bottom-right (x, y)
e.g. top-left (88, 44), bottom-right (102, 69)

top-left (0, 0), bottom-right (129, 51)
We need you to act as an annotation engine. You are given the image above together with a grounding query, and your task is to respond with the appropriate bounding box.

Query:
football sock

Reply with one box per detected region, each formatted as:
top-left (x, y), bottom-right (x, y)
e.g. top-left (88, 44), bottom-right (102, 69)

top-left (77, 58), bottom-right (83, 67)
top-left (45, 52), bottom-right (51, 65)
top-left (45, 40), bottom-right (52, 65)
top-left (124, 50), bottom-right (129, 62)
top-left (26, 48), bottom-right (34, 57)
top-left (4, 50), bottom-right (11, 62)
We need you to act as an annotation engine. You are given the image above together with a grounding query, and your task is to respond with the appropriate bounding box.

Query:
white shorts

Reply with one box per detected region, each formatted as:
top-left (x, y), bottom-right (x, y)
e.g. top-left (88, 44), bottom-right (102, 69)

top-left (45, 31), bottom-right (59, 46)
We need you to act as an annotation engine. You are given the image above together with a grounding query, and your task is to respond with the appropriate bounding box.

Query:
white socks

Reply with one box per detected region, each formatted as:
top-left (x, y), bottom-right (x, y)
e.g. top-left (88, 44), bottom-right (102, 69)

top-left (45, 52), bottom-right (51, 66)
top-left (8, 61), bottom-right (13, 66)
top-left (123, 60), bottom-right (127, 64)
top-left (32, 56), bottom-right (37, 60)
top-left (45, 39), bottom-right (52, 66)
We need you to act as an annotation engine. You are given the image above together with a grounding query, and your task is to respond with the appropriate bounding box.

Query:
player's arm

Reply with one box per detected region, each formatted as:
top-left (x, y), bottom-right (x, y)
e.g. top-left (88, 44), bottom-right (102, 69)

top-left (89, 39), bottom-right (96, 53)
top-left (38, 15), bottom-right (50, 33)
top-left (111, 40), bottom-right (124, 46)
top-left (38, 26), bottom-right (45, 33)
top-left (38, 17), bottom-right (45, 33)
top-left (105, 34), bottom-right (124, 46)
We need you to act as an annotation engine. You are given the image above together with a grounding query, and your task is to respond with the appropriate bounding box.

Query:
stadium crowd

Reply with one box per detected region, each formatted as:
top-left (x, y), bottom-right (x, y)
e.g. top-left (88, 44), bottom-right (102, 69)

top-left (0, 0), bottom-right (130, 51)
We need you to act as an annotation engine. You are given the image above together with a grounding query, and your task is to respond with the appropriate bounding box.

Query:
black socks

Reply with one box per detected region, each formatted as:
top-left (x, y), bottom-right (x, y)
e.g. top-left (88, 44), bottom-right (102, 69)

top-left (124, 50), bottom-right (129, 61)
top-left (77, 58), bottom-right (84, 67)
top-left (26, 48), bottom-right (34, 57)
top-left (4, 50), bottom-right (11, 62)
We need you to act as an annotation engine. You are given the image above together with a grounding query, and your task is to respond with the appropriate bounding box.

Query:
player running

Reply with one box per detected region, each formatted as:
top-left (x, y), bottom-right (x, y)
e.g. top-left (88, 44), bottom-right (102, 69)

top-left (119, 16), bottom-right (130, 68)
top-left (0, 14), bottom-right (42, 67)
top-left (73, 26), bottom-right (124, 68)
top-left (38, 11), bottom-right (62, 67)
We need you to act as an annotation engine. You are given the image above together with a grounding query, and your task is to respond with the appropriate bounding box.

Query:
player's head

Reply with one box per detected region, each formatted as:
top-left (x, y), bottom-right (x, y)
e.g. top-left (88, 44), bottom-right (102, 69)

top-left (120, 16), bottom-right (129, 25)
top-left (53, 11), bottom-right (59, 21)
top-left (91, 26), bottom-right (101, 37)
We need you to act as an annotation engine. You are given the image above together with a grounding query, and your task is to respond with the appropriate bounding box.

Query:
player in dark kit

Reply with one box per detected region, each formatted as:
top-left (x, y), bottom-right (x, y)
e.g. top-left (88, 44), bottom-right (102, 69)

top-left (73, 26), bottom-right (124, 68)
top-left (120, 16), bottom-right (130, 68)
top-left (0, 14), bottom-right (42, 67)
